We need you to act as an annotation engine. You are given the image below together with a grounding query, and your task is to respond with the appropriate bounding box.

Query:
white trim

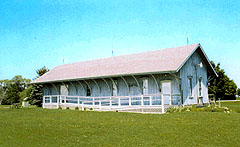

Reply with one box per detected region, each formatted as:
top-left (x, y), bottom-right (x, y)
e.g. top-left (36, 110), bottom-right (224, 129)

top-left (176, 44), bottom-right (217, 77)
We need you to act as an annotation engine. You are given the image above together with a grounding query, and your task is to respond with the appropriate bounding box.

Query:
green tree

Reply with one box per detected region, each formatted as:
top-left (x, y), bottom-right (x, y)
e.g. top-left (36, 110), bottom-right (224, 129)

top-left (29, 66), bottom-right (49, 106)
top-left (208, 61), bottom-right (237, 100)
top-left (0, 84), bottom-right (6, 104)
top-left (0, 76), bottom-right (31, 104)
top-left (237, 88), bottom-right (240, 97)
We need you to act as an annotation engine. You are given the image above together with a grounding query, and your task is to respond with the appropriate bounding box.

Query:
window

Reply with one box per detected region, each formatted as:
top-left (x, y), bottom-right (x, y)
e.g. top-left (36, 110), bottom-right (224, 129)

top-left (199, 78), bottom-right (202, 97)
top-left (86, 85), bottom-right (91, 96)
top-left (112, 80), bottom-right (117, 96)
top-left (188, 77), bottom-right (193, 97)
top-left (142, 79), bottom-right (148, 95)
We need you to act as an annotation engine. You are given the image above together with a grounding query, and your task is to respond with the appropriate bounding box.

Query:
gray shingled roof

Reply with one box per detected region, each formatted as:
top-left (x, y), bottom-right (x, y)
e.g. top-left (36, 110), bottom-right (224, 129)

top-left (33, 43), bottom-right (215, 84)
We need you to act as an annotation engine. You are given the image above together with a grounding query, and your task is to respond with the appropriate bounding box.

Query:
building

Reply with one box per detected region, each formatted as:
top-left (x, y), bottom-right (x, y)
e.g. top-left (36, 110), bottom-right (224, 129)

top-left (32, 43), bottom-right (217, 112)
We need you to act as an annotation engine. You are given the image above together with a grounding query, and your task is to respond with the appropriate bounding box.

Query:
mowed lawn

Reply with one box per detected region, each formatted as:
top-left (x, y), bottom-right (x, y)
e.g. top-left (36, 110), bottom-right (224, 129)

top-left (0, 107), bottom-right (240, 146)
top-left (221, 101), bottom-right (240, 113)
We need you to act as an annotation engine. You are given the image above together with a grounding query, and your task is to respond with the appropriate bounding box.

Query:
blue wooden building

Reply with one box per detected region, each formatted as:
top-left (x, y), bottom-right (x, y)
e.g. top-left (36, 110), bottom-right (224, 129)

top-left (32, 43), bottom-right (217, 112)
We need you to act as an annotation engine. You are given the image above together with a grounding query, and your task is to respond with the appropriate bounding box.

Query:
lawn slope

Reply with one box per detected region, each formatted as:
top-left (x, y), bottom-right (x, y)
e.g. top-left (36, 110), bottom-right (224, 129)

top-left (0, 108), bottom-right (240, 146)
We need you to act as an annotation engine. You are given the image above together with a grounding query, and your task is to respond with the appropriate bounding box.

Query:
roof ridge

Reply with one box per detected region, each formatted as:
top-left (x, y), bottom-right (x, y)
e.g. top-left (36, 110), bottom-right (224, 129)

top-left (56, 43), bottom-right (199, 68)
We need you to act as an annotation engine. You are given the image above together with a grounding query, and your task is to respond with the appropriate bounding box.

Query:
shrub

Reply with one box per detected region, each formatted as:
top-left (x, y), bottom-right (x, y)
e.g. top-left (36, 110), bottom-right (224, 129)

top-left (66, 107), bottom-right (70, 110)
top-left (75, 107), bottom-right (79, 110)
top-left (89, 108), bottom-right (93, 111)
top-left (166, 105), bottom-right (231, 113)
top-left (10, 103), bottom-right (22, 109)
top-left (58, 106), bottom-right (62, 110)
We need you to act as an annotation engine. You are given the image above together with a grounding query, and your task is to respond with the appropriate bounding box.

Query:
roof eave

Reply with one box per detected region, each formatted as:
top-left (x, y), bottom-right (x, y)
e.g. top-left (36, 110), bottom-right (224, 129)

top-left (31, 70), bottom-right (177, 84)
top-left (176, 43), bottom-right (218, 77)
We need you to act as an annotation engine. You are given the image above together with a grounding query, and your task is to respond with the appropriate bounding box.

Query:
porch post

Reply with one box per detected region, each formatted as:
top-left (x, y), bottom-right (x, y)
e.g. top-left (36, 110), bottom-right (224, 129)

top-left (118, 98), bottom-right (121, 106)
top-left (93, 97), bottom-right (95, 106)
top-left (110, 97), bottom-right (112, 108)
top-left (78, 97), bottom-right (80, 105)
top-left (43, 96), bottom-right (45, 108)
top-left (149, 96), bottom-right (152, 106)
top-left (141, 95), bottom-right (144, 106)
top-left (57, 96), bottom-right (59, 109)
top-left (170, 94), bottom-right (172, 105)
top-left (50, 96), bottom-right (52, 103)
top-left (129, 96), bottom-right (131, 106)
top-left (161, 93), bottom-right (164, 113)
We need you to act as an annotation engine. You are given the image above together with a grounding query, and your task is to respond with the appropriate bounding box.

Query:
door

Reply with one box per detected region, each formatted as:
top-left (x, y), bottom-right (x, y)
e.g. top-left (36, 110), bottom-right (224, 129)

top-left (161, 81), bottom-right (171, 105)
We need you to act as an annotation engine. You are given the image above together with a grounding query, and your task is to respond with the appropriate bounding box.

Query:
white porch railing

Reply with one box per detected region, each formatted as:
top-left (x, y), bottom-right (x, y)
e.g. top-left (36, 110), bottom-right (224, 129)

top-left (43, 94), bottom-right (181, 113)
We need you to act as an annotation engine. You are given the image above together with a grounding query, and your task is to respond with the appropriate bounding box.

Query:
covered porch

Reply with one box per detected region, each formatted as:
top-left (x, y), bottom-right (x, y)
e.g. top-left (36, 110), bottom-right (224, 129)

top-left (43, 93), bottom-right (181, 113)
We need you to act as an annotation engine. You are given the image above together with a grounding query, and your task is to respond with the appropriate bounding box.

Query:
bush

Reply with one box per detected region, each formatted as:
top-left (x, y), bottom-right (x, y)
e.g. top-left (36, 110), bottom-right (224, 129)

top-left (58, 106), bottom-right (62, 110)
top-left (10, 103), bottom-right (22, 109)
top-left (66, 107), bottom-right (70, 110)
top-left (166, 105), bottom-right (231, 113)
top-left (75, 107), bottom-right (79, 110)
top-left (89, 108), bottom-right (93, 111)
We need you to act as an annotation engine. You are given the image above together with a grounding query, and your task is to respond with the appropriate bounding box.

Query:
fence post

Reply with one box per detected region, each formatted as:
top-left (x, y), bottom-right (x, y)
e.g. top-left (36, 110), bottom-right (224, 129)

top-left (57, 96), bottom-right (59, 109)
top-left (218, 98), bottom-right (221, 107)
top-left (118, 98), bottom-right (121, 107)
top-left (82, 102), bottom-right (84, 111)
top-left (141, 95), bottom-right (144, 106)
top-left (50, 96), bottom-right (52, 104)
top-left (150, 96), bottom-right (152, 106)
top-left (93, 98), bottom-right (95, 106)
top-left (161, 93), bottom-right (164, 113)
top-left (170, 94), bottom-right (172, 105)
top-left (129, 97), bottom-right (131, 106)
top-left (110, 97), bottom-right (112, 108)
top-left (99, 100), bottom-right (102, 110)
top-left (78, 97), bottom-right (80, 105)
top-left (43, 96), bottom-right (45, 108)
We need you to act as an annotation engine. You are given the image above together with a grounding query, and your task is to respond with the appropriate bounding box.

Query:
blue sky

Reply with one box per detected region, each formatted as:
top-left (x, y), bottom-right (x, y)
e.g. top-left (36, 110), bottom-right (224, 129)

top-left (0, 0), bottom-right (239, 87)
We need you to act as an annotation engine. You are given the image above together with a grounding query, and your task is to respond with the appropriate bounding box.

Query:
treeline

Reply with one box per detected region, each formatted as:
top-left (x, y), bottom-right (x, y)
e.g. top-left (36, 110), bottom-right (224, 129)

top-left (208, 61), bottom-right (239, 100)
top-left (0, 67), bottom-right (49, 106)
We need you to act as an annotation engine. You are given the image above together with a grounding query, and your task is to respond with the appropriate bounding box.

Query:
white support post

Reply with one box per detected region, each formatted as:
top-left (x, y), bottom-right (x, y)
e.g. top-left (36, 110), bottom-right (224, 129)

top-left (57, 96), bottom-right (59, 109)
top-left (82, 102), bottom-right (84, 110)
top-left (150, 96), bottom-right (152, 106)
top-left (50, 96), bottom-right (52, 104)
top-left (43, 96), bottom-right (45, 108)
top-left (78, 97), bottom-right (80, 105)
top-left (99, 100), bottom-right (102, 110)
top-left (64, 96), bottom-right (66, 104)
top-left (141, 95), bottom-right (144, 106)
top-left (110, 97), bottom-right (112, 108)
top-left (161, 93), bottom-right (164, 113)
top-left (93, 98), bottom-right (95, 106)
top-left (170, 94), bottom-right (172, 105)
top-left (129, 96), bottom-right (132, 106)
top-left (118, 98), bottom-right (121, 106)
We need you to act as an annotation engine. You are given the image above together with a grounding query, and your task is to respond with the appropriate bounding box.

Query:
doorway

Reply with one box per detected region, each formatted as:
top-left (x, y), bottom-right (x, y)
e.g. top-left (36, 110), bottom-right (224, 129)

top-left (161, 81), bottom-right (171, 105)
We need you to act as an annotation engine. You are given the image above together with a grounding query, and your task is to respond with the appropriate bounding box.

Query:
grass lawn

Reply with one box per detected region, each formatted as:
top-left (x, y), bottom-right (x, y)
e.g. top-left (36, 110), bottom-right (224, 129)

top-left (0, 107), bottom-right (240, 146)
top-left (221, 101), bottom-right (240, 113)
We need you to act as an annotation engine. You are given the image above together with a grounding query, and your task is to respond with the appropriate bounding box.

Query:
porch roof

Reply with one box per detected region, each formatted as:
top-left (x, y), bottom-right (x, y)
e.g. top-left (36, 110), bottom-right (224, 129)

top-left (33, 43), bottom-right (212, 84)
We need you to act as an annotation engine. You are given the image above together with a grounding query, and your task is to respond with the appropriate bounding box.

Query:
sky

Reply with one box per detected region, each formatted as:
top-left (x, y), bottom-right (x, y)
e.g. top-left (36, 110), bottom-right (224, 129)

top-left (0, 0), bottom-right (239, 87)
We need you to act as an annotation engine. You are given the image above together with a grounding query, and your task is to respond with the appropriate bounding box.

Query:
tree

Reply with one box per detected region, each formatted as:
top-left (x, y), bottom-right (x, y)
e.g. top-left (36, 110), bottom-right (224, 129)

top-left (29, 66), bottom-right (49, 106)
top-left (208, 61), bottom-right (237, 100)
top-left (237, 88), bottom-right (240, 97)
top-left (0, 76), bottom-right (31, 104)
top-left (0, 84), bottom-right (6, 104)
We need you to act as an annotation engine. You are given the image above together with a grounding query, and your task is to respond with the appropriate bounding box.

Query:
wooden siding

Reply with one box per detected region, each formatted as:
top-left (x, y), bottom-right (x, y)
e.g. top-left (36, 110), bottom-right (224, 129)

top-left (43, 74), bottom-right (180, 104)
top-left (180, 51), bottom-right (208, 105)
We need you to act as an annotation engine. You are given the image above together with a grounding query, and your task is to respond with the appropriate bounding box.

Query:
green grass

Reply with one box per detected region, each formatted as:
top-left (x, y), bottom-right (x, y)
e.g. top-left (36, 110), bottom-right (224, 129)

top-left (221, 101), bottom-right (240, 113)
top-left (0, 107), bottom-right (240, 146)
